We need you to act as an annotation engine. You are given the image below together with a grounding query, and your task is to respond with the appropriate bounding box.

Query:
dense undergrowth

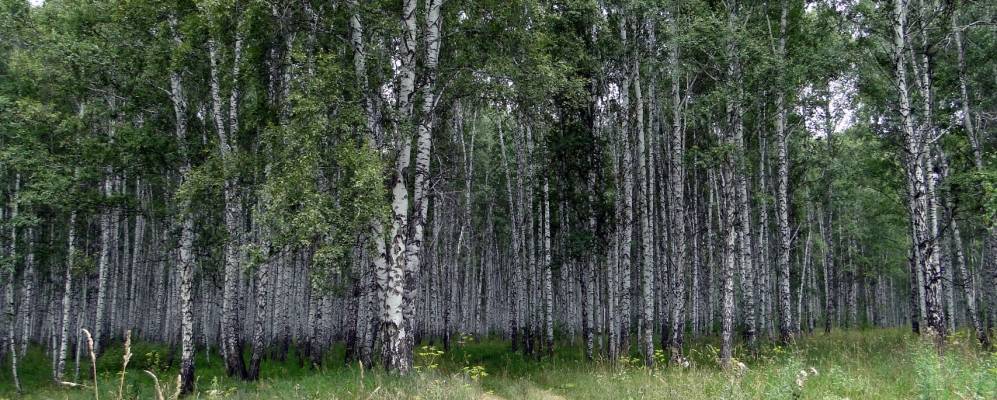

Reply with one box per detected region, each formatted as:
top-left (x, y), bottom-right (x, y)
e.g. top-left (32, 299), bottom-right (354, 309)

top-left (2, 329), bottom-right (995, 399)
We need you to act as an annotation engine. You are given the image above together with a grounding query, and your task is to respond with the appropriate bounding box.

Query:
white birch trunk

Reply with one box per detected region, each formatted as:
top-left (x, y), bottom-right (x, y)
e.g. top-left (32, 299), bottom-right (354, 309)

top-left (542, 177), bottom-right (554, 356)
top-left (773, 0), bottom-right (793, 344)
top-left (402, 0), bottom-right (444, 363)
top-left (632, 33), bottom-right (655, 366)
top-left (94, 173), bottom-right (112, 355)
top-left (208, 19), bottom-right (247, 376)
top-left (55, 211), bottom-right (76, 382)
top-left (893, 0), bottom-right (944, 344)
top-left (667, 8), bottom-right (687, 360)
top-left (169, 16), bottom-right (197, 392)
top-left (5, 175), bottom-right (21, 393)
top-left (19, 228), bottom-right (34, 355)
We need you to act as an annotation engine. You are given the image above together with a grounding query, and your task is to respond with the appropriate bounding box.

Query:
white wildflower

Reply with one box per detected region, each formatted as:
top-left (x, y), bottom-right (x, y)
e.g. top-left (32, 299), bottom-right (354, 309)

top-left (735, 361), bottom-right (748, 377)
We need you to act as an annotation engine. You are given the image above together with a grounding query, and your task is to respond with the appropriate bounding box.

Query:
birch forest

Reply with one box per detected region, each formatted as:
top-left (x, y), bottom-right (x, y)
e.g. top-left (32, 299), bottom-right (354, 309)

top-left (1, 0), bottom-right (996, 398)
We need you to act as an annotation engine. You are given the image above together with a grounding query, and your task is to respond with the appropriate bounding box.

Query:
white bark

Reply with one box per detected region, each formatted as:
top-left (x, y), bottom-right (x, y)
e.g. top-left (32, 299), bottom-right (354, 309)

top-left (498, 119), bottom-right (523, 349)
top-left (19, 228), bottom-right (34, 355)
top-left (894, 0), bottom-right (944, 343)
top-left (208, 16), bottom-right (247, 376)
top-left (402, 0), bottom-right (444, 363)
top-left (542, 177), bottom-right (554, 355)
top-left (378, 0), bottom-right (420, 372)
top-left (773, 0), bottom-right (793, 344)
top-left (55, 211), bottom-right (75, 382)
top-left (633, 28), bottom-right (655, 366)
top-left (94, 173), bottom-right (113, 355)
top-left (170, 14), bottom-right (197, 393)
top-left (5, 175), bottom-right (21, 393)
top-left (667, 8), bottom-right (687, 360)
top-left (616, 14), bottom-right (634, 357)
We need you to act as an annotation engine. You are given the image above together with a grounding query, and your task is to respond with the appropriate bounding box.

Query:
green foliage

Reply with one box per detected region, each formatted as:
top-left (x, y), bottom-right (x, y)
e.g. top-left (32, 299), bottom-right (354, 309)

top-left (415, 345), bottom-right (446, 371)
top-left (95, 340), bottom-right (172, 374)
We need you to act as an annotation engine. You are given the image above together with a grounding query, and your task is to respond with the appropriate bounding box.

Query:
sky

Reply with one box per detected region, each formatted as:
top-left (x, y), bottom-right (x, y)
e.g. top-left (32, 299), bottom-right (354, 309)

top-left (29, 0), bottom-right (44, 7)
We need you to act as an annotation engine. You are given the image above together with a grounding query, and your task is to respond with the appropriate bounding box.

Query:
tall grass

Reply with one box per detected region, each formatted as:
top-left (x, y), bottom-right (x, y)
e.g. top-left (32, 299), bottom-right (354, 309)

top-left (2, 329), bottom-right (993, 399)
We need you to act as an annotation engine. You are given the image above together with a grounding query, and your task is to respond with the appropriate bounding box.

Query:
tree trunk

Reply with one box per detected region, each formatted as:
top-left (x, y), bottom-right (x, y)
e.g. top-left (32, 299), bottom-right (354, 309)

top-left (5, 175), bottom-right (22, 393)
top-left (402, 0), bottom-right (443, 365)
top-left (55, 211), bottom-right (76, 383)
top-left (169, 16), bottom-right (198, 393)
top-left (378, 0), bottom-right (419, 373)
top-left (19, 228), bottom-right (34, 355)
top-left (127, 181), bottom-right (145, 333)
top-left (666, 7), bottom-right (687, 362)
top-left (773, 0), bottom-right (793, 344)
top-left (893, 0), bottom-right (944, 345)
top-left (718, 125), bottom-right (738, 366)
top-left (724, 0), bottom-right (756, 351)
top-left (953, 0), bottom-right (995, 348)
top-left (631, 29), bottom-right (655, 366)
top-left (542, 177), bottom-right (554, 357)
top-left (820, 92), bottom-right (837, 334)
top-left (617, 15), bottom-right (634, 359)
top-left (938, 152), bottom-right (990, 349)
top-left (94, 173), bottom-right (113, 355)
top-left (498, 119), bottom-right (523, 351)
top-left (798, 212), bottom-right (813, 335)
top-left (208, 15), bottom-right (248, 375)
top-left (583, 168), bottom-right (598, 360)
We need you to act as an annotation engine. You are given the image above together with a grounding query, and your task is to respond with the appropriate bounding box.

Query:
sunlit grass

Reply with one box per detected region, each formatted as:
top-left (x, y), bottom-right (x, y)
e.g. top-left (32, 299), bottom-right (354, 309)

top-left (2, 328), bottom-right (994, 399)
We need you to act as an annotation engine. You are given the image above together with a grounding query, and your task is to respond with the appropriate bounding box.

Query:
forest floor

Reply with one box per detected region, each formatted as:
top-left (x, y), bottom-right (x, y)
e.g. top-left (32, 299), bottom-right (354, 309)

top-left (3, 328), bottom-right (996, 399)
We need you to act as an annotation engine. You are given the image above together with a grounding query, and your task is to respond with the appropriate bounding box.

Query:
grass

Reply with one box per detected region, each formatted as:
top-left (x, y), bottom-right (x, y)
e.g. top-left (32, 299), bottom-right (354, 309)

top-left (2, 328), bottom-right (995, 399)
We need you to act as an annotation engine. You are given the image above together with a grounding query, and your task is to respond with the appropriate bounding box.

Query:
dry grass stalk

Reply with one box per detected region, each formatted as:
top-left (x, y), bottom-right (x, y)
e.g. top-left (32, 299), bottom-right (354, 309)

top-left (144, 370), bottom-right (165, 400)
top-left (117, 330), bottom-right (133, 400)
top-left (172, 373), bottom-right (182, 400)
top-left (82, 328), bottom-right (99, 400)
